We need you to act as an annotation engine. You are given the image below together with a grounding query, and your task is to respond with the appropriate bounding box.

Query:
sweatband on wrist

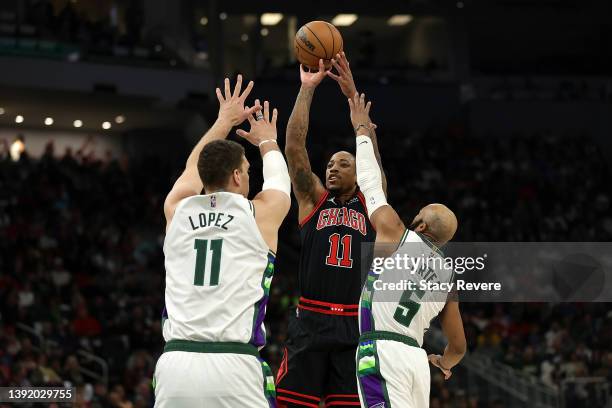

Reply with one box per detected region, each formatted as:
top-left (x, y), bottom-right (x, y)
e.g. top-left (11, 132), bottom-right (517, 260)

top-left (258, 139), bottom-right (277, 148)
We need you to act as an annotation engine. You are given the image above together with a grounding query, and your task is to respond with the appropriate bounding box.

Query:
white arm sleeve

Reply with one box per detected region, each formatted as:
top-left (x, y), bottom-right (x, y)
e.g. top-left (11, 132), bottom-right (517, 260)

top-left (356, 135), bottom-right (388, 216)
top-left (262, 150), bottom-right (291, 197)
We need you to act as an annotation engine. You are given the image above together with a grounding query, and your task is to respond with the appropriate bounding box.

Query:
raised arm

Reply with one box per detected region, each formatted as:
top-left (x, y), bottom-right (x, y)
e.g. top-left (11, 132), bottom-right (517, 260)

top-left (328, 52), bottom-right (387, 196)
top-left (365, 125), bottom-right (387, 196)
top-left (164, 75), bottom-right (259, 228)
top-left (237, 101), bottom-right (291, 252)
top-left (285, 60), bottom-right (327, 221)
top-left (350, 93), bottom-right (400, 243)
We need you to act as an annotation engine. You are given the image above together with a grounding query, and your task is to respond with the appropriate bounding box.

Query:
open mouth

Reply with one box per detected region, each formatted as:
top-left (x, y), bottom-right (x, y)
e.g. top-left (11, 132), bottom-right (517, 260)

top-left (328, 176), bottom-right (339, 182)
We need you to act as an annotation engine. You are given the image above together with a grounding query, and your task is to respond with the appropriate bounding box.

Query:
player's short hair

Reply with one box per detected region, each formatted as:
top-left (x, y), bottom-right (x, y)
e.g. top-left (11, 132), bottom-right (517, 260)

top-left (198, 140), bottom-right (245, 190)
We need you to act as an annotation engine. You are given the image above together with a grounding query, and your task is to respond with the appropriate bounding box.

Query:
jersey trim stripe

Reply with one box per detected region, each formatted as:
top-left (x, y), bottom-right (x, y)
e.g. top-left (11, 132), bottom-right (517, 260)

top-left (359, 270), bottom-right (378, 332)
top-left (277, 388), bottom-right (320, 401)
top-left (299, 190), bottom-right (329, 227)
top-left (359, 330), bottom-right (419, 348)
top-left (415, 231), bottom-right (444, 256)
top-left (298, 303), bottom-right (359, 316)
top-left (399, 228), bottom-right (410, 246)
top-left (275, 346), bottom-right (289, 385)
top-left (277, 396), bottom-right (318, 407)
top-left (324, 394), bottom-right (361, 407)
top-left (299, 296), bottom-right (358, 309)
top-left (258, 358), bottom-right (276, 407)
top-left (163, 340), bottom-right (260, 355)
top-left (250, 252), bottom-right (276, 347)
top-left (249, 200), bottom-right (256, 217)
top-left (356, 191), bottom-right (376, 232)
top-left (356, 340), bottom-right (391, 408)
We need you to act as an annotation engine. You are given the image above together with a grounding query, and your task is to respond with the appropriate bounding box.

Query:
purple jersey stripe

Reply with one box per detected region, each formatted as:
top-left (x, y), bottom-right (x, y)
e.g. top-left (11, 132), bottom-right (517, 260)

top-left (360, 306), bottom-right (373, 333)
top-left (359, 375), bottom-right (386, 408)
top-left (250, 253), bottom-right (276, 347)
top-left (251, 295), bottom-right (269, 346)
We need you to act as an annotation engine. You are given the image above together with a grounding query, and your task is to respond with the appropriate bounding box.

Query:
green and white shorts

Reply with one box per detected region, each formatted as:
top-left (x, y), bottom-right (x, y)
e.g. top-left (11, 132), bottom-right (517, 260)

top-left (356, 332), bottom-right (430, 408)
top-left (153, 340), bottom-right (276, 408)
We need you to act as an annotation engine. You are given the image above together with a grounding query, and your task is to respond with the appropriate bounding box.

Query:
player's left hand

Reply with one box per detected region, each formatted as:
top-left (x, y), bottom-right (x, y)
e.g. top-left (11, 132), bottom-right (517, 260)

top-left (348, 92), bottom-right (373, 133)
top-left (327, 51), bottom-right (357, 98)
top-left (428, 354), bottom-right (453, 380)
top-left (236, 99), bottom-right (278, 147)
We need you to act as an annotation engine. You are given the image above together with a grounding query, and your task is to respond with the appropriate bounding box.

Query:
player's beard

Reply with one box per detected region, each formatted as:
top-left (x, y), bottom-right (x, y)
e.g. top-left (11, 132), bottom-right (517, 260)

top-left (327, 181), bottom-right (355, 196)
top-left (327, 184), bottom-right (342, 193)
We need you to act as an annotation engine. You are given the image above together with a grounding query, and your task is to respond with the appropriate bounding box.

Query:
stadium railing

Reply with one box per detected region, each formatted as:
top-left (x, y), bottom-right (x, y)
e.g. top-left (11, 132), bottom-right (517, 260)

top-left (427, 328), bottom-right (561, 407)
top-left (560, 377), bottom-right (610, 408)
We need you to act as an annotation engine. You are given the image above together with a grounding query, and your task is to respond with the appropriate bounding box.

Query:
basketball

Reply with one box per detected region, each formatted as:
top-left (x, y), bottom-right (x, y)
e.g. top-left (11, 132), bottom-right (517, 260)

top-left (294, 20), bottom-right (343, 70)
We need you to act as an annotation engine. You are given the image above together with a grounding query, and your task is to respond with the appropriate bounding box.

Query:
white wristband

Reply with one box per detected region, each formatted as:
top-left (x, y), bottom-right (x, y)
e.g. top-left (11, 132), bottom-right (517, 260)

top-left (258, 139), bottom-right (278, 148)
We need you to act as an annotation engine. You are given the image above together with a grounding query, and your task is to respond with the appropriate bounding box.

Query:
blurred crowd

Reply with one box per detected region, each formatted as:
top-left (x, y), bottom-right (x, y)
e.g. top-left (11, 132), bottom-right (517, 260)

top-left (0, 141), bottom-right (168, 407)
top-left (23, 0), bottom-right (142, 50)
top-left (0, 127), bottom-right (611, 407)
top-left (1, 0), bottom-right (179, 66)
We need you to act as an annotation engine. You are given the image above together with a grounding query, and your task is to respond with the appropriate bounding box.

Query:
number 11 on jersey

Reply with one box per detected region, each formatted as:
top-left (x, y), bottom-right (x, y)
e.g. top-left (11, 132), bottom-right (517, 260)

top-left (193, 239), bottom-right (223, 286)
top-left (326, 233), bottom-right (353, 268)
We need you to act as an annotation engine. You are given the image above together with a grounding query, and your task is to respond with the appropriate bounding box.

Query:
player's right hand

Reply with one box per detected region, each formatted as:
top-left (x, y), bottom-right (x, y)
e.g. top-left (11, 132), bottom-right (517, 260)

top-left (428, 354), bottom-right (453, 380)
top-left (300, 59), bottom-right (326, 89)
top-left (216, 74), bottom-right (260, 127)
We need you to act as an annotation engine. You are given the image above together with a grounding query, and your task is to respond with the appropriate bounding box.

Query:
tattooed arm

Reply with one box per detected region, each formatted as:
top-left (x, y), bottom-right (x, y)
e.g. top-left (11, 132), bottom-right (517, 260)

top-left (285, 61), bottom-right (327, 222)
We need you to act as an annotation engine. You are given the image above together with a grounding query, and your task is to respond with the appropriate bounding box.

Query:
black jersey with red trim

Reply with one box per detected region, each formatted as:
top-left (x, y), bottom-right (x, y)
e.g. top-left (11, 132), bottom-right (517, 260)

top-left (298, 190), bottom-right (376, 306)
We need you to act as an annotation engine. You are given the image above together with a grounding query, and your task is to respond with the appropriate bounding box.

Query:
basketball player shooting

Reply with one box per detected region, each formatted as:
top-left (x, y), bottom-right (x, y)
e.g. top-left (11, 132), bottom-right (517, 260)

top-left (349, 92), bottom-right (467, 408)
top-left (154, 75), bottom-right (291, 407)
top-left (275, 53), bottom-right (383, 407)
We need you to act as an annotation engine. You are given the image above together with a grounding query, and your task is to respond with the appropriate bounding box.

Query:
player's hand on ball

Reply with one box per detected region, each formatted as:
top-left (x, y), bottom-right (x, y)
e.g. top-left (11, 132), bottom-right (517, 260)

top-left (348, 92), bottom-right (373, 132)
top-left (236, 99), bottom-right (278, 147)
top-left (300, 59), bottom-right (326, 89)
top-left (216, 74), bottom-right (260, 127)
top-left (327, 51), bottom-right (357, 98)
top-left (428, 354), bottom-right (452, 380)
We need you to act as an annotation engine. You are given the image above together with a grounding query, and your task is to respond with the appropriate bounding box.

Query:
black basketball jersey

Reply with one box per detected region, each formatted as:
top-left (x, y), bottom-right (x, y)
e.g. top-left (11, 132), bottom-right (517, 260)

top-left (299, 190), bottom-right (376, 306)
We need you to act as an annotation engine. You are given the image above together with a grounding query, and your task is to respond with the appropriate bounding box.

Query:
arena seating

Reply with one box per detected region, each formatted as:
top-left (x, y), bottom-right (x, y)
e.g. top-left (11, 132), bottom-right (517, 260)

top-left (1, 129), bottom-right (611, 407)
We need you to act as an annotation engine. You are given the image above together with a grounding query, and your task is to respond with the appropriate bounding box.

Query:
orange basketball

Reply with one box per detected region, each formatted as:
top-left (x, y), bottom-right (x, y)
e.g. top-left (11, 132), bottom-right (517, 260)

top-left (294, 20), bottom-right (343, 70)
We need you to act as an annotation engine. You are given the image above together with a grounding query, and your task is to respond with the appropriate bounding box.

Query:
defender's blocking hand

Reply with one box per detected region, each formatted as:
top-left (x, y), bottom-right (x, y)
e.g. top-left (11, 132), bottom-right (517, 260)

top-left (236, 99), bottom-right (279, 147)
top-left (216, 74), bottom-right (260, 127)
top-left (348, 92), bottom-right (373, 133)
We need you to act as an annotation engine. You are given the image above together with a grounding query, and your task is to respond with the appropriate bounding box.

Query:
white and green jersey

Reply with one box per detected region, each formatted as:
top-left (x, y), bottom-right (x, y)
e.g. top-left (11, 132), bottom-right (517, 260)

top-left (162, 192), bottom-right (275, 347)
top-left (359, 229), bottom-right (453, 346)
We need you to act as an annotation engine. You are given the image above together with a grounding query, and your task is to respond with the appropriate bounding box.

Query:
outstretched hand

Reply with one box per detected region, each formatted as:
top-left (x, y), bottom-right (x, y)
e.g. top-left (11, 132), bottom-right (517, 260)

top-left (327, 51), bottom-right (357, 98)
top-left (216, 74), bottom-right (260, 127)
top-left (300, 59), bottom-right (327, 89)
top-left (428, 354), bottom-right (452, 380)
top-left (348, 92), bottom-right (373, 132)
top-left (236, 99), bottom-right (278, 147)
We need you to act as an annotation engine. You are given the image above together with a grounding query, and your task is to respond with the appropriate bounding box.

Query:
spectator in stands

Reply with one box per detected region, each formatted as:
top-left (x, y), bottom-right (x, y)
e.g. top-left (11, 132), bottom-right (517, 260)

top-left (1, 129), bottom-right (611, 406)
